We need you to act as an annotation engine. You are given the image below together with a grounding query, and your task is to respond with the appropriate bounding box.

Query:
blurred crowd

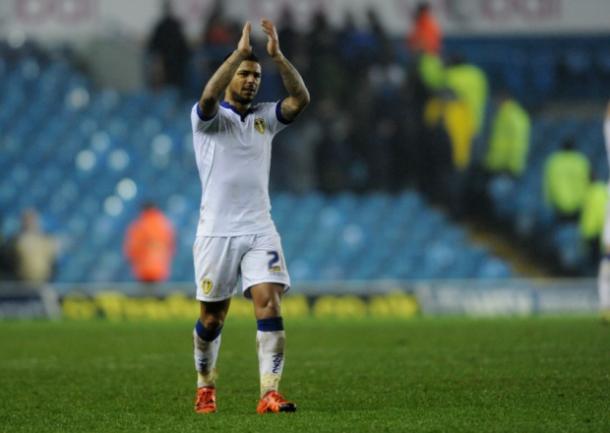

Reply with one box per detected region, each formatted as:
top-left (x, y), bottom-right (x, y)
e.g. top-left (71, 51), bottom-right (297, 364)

top-left (146, 1), bottom-right (513, 202)
top-left (144, 0), bottom-right (609, 261)
top-left (147, 1), bottom-right (439, 193)
top-left (146, 1), bottom-right (513, 197)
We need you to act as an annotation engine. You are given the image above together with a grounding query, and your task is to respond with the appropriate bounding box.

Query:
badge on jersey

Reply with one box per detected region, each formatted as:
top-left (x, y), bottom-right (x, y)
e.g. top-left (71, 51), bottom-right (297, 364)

top-left (201, 278), bottom-right (214, 295)
top-left (254, 118), bottom-right (266, 134)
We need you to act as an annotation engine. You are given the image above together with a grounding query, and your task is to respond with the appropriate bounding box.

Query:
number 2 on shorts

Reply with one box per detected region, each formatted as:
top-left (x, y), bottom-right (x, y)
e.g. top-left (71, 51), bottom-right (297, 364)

top-left (267, 251), bottom-right (281, 272)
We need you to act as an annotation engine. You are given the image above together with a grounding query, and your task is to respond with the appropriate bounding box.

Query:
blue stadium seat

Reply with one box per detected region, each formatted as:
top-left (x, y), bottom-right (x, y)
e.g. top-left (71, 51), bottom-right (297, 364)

top-left (477, 258), bottom-right (512, 279)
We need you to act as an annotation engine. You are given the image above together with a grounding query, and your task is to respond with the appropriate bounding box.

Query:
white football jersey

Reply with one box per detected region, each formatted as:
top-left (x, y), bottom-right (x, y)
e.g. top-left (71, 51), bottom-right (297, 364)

top-left (191, 100), bottom-right (289, 236)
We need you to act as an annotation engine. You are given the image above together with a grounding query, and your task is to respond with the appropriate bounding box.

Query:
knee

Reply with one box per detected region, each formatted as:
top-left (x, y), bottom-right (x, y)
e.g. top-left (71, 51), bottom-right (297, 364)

top-left (255, 297), bottom-right (281, 319)
top-left (199, 312), bottom-right (225, 331)
top-left (198, 300), bottom-right (230, 331)
top-left (251, 284), bottom-right (284, 319)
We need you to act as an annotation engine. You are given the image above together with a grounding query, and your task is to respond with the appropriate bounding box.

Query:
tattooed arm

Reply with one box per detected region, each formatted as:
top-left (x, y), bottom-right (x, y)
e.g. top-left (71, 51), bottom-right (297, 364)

top-left (261, 19), bottom-right (310, 122)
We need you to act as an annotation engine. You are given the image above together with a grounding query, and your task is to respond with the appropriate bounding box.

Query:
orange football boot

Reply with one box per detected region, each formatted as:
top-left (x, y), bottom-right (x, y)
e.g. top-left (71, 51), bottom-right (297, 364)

top-left (194, 386), bottom-right (216, 414)
top-left (256, 390), bottom-right (296, 414)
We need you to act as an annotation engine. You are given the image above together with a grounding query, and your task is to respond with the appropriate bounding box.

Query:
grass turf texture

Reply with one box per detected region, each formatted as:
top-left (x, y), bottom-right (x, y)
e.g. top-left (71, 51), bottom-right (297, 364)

top-left (0, 317), bottom-right (608, 433)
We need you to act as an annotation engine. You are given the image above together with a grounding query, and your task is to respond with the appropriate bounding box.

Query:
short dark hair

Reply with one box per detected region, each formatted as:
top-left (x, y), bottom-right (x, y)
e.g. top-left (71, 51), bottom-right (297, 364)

top-left (223, 51), bottom-right (259, 63)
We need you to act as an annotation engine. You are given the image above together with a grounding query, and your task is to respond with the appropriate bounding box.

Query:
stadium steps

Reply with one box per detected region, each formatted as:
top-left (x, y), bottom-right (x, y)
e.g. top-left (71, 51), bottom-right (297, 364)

top-left (462, 216), bottom-right (553, 278)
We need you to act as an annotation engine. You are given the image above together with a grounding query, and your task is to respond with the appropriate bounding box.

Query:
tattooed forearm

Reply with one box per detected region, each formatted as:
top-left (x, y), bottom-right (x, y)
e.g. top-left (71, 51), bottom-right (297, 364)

top-left (274, 55), bottom-right (310, 107)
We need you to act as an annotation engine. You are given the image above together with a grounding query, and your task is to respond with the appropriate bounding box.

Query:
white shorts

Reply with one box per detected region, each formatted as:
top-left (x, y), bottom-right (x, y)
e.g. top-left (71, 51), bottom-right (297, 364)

top-left (193, 232), bottom-right (291, 302)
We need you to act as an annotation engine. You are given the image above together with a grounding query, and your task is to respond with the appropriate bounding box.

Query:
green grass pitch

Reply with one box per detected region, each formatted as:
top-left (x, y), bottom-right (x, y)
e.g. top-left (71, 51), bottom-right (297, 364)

top-left (0, 317), bottom-right (608, 433)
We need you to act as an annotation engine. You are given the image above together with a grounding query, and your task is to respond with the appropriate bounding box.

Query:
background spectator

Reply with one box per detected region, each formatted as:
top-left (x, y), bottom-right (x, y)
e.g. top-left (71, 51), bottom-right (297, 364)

top-left (543, 138), bottom-right (591, 219)
top-left (146, 0), bottom-right (190, 91)
top-left (444, 55), bottom-right (488, 137)
top-left (407, 2), bottom-right (442, 55)
top-left (276, 5), bottom-right (298, 61)
top-left (12, 210), bottom-right (58, 284)
top-left (484, 93), bottom-right (531, 177)
top-left (579, 172), bottom-right (608, 260)
top-left (124, 202), bottom-right (175, 283)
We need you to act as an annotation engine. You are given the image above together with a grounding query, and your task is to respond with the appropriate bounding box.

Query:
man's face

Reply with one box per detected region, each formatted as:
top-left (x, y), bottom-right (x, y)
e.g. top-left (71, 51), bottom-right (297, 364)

top-left (228, 61), bottom-right (262, 104)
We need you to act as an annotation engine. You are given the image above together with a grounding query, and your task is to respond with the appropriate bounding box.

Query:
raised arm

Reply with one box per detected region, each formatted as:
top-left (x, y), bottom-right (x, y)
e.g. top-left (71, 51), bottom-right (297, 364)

top-left (198, 22), bottom-right (253, 118)
top-left (261, 19), bottom-right (310, 122)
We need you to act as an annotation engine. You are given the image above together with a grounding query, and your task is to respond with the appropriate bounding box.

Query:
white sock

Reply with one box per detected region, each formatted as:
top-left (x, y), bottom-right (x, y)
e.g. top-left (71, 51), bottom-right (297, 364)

top-left (193, 329), bottom-right (221, 388)
top-left (598, 258), bottom-right (610, 310)
top-left (256, 329), bottom-right (286, 397)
